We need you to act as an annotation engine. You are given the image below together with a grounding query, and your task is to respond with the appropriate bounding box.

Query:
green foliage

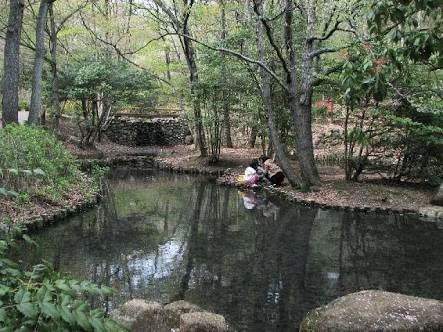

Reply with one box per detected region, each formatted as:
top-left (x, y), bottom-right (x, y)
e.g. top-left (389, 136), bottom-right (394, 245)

top-left (0, 225), bottom-right (125, 331)
top-left (59, 57), bottom-right (157, 111)
top-left (0, 125), bottom-right (80, 201)
top-left (368, 0), bottom-right (442, 67)
top-left (18, 100), bottom-right (30, 111)
top-left (335, 39), bottom-right (442, 183)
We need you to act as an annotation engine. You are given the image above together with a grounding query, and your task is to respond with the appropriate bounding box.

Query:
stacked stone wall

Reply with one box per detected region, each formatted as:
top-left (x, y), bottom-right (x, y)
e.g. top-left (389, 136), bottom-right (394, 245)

top-left (106, 117), bottom-right (189, 146)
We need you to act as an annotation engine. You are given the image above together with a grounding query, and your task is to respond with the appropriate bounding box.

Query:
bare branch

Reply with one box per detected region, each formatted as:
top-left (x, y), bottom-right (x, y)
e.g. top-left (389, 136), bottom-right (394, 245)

top-left (309, 46), bottom-right (345, 59)
top-left (56, 0), bottom-right (90, 34)
top-left (79, 14), bottom-right (171, 86)
top-left (308, 20), bottom-right (341, 42)
top-left (166, 32), bottom-right (289, 92)
top-left (252, 3), bottom-right (289, 75)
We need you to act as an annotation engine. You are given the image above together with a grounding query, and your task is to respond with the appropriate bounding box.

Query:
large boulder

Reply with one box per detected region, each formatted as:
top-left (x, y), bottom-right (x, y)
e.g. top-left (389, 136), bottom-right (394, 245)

top-left (111, 299), bottom-right (228, 332)
top-left (300, 290), bottom-right (443, 332)
top-left (180, 312), bottom-right (227, 332)
top-left (164, 300), bottom-right (202, 327)
top-left (431, 184), bottom-right (443, 206)
top-left (110, 300), bottom-right (169, 332)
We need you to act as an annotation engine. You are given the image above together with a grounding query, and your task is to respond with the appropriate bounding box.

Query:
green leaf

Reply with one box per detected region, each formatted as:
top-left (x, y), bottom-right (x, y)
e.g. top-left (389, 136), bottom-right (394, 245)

top-left (0, 285), bottom-right (10, 297)
top-left (0, 308), bottom-right (6, 323)
top-left (15, 290), bottom-right (38, 318)
top-left (8, 168), bottom-right (18, 176)
top-left (40, 302), bottom-right (60, 319)
top-left (20, 169), bottom-right (32, 176)
top-left (7, 190), bottom-right (19, 198)
top-left (73, 307), bottom-right (92, 330)
top-left (22, 234), bottom-right (37, 247)
top-left (33, 168), bottom-right (46, 177)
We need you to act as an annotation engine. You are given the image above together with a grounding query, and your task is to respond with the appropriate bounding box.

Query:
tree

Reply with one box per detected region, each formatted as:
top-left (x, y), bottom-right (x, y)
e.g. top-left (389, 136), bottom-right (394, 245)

top-left (219, 0), bottom-right (233, 148)
top-left (28, 0), bottom-right (52, 124)
top-left (255, 0), bottom-right (302, 187)
top-left (1, 0), bottom-right (25, 125)
top-left (59, 58), bottom-right (155, 147)
top-left (152, 0), bottom-right (208, 157)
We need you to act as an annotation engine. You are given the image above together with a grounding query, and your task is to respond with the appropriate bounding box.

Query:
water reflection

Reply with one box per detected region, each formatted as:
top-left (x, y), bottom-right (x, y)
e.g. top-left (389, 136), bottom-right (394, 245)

top-left (18, 169), bottom-right (443, 331)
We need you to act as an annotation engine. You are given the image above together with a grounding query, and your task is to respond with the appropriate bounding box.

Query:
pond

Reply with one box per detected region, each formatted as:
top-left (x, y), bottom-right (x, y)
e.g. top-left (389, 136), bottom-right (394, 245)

top-left (18, 168), bottom-right (443, 331)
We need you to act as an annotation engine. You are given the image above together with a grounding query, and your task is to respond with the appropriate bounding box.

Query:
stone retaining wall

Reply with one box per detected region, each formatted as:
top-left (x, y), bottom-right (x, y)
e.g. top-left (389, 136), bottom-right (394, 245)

top-left (105, 117), bottom-right (189, 146)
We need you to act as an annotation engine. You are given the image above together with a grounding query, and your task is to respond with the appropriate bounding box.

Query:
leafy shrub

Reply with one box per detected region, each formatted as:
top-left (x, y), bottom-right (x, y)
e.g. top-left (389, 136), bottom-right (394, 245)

top-left (0, 224), bottom-right (125, 331)
top-left (0, 125), bottom-right (80, 201)
top-left (18, 100), bottom-right (30, 111)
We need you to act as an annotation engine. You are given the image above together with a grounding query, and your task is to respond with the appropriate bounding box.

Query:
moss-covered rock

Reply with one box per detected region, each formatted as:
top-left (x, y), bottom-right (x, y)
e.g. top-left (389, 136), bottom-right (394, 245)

top-left (110, 299), bottom-right (169, 332)
top-left (180, 311), bottom-right (227, 332)
top-left (300, 290), bottom-right (443, 332)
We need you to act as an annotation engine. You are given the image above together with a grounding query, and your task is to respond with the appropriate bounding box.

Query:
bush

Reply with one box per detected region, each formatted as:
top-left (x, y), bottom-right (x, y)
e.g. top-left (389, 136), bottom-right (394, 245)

top-left (0, 224), bottom-right (125, 331)
top-left (0, 125), bottom-right (81, 201)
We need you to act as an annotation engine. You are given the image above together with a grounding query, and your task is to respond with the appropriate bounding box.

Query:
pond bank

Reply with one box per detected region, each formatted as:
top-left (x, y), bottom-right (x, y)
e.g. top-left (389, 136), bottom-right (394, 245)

top-left (150, 148), bottom-right (441, 221)
top-left (4, 143), bottom-right (439, 230)
top-left (0, 174), bottom-right (100, 231)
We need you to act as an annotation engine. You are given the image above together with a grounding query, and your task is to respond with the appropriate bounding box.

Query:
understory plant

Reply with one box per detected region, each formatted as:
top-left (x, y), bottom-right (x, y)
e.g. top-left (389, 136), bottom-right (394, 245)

top-left (0, 124), bottom-right (81, 201)
top-left (0, 223), bottom-right (125, 331)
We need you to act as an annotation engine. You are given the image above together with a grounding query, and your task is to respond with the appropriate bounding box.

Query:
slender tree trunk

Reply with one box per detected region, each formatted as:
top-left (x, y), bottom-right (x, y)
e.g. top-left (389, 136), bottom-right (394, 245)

top-left (1, 0), bottom-right (25, 125)
top-left (248, 126), bottom-right (257, 148)
top-left (48, 1), bottom-right (61, 131)
top-left (256, 1), bottom-right (301, 188)
top-left (220, 0), bottom-right (233, 148)
top-left (183, 25), bottom-right (207, 157)
top-left (344, 105), bottom-right (351, 180)
top-left (29, 0), bottom-right (50, 124)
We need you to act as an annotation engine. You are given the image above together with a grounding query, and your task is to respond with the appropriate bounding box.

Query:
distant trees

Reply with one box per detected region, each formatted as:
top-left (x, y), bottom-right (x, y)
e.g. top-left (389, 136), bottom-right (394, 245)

top-left (152, 0), bottom-right (208, 157)
top-left (59, 58), bottom-right (155, 147)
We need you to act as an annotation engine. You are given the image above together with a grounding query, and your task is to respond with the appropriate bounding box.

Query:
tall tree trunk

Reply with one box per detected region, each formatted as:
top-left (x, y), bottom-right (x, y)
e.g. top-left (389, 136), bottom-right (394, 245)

top-left (285, 0), bottom-right (320, 187)
top-left (256, 0), bottom-right (301, 188)
top-left (29, 0), bottom-right (50, 124)
top-left (1, 0), bottom-right (25, 125)
top-left (183, 24), bottom-right (207, 157)
top-left (220, 0), bottom-right (233, 148)
top-left (48, 1), bottom-right (61, 131)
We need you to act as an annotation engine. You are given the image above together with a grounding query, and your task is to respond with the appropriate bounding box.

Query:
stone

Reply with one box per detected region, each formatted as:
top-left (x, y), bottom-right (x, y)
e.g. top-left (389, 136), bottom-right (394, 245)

top-left (106, 116), bottom-right (189, 147)
top-left (180, 312), bottom-right (227, 332)
top-left (431, 184), bottom-right (443, 206)
top-left (185, 135), bottom-right (193, 145)
top-left (111, 300), bottom-right (169, 332)
top-left (164, 301), bottom-right (203, 327)
top-left (299, 290), bottom-right (443, 332)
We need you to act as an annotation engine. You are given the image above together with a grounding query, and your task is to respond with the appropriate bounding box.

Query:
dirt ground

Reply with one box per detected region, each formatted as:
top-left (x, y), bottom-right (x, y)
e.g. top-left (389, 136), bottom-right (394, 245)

top-left (57, 115), bottom-right (437, 213)
top-left (66, 137), bottom-right (436, 213)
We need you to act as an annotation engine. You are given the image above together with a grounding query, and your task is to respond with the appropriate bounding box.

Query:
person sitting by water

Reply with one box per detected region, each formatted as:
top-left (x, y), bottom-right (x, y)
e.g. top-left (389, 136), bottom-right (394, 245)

top-left (259, 155), bottom-right (285, 186)
top-left (243, 159), bottom-right (260, 186)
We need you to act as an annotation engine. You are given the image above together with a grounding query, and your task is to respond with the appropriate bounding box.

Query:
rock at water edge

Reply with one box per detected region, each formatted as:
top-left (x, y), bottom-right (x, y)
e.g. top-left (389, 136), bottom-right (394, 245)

top-left (111, 299), bottom-right (169, 332)
top-left (180, 311), bottom-right (227, 332)
top-left (300, 290), bottom-right (443, 332)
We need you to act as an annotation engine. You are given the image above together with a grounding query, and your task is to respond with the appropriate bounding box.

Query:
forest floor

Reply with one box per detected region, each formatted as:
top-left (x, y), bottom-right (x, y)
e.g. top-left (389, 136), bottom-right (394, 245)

top-left (67, 138), bottom-right (438, 214)
top-left (57, 116), bottom-right (440, 215)
top-left (0, 174), bottom-right (97, 225)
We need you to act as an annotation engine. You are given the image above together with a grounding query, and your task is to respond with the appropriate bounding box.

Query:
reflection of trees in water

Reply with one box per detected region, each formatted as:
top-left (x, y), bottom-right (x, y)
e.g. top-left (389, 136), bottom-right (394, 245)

top-left (175, 186), bottom-right (317, 332)
top-left (336, 213), bottom-right (443, 300)
top-left (17, 171), bottom-right (443, 331)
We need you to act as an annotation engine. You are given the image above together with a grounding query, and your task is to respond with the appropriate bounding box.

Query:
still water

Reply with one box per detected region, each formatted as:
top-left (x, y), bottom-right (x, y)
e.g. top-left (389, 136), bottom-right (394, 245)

top-left (19, 168), bottom-right (443, 331)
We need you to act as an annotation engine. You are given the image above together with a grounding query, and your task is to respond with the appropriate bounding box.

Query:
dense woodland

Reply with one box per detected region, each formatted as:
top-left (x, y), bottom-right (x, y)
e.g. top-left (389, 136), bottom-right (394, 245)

top-left (0, 0), bottom-right (442, 329)
top-left (0, 0), bottom-right (441, 189)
